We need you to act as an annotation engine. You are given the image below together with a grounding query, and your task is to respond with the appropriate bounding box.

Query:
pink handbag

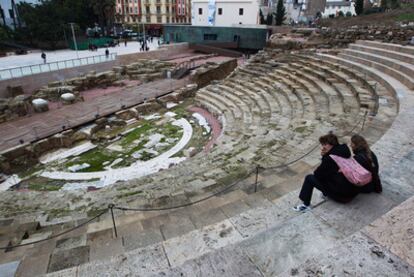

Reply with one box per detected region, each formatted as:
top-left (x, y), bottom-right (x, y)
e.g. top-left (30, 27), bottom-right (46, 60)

top-left (329, 154), bottom-right (372, 186)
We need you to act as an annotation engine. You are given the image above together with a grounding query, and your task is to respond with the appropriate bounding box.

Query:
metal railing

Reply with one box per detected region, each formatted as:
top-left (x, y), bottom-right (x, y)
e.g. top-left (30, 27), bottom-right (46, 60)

top-left (0, 53), bottom-right (117, 81)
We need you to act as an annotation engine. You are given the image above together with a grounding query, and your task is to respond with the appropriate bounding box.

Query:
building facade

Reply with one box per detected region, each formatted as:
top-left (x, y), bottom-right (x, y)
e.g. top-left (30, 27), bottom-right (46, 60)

top-left (321, 0), bottom-right (355, 17)
top-left (115, 0), bottom-right (191, 26)
top-left (191, 0), bottom-right (260, 27)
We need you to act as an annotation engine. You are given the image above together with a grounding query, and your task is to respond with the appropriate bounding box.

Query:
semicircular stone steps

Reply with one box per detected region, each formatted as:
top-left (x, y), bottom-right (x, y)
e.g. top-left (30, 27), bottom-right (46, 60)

top-left (342, 41), bottom-right (414, 90)
top-left (2, 44), bottom-right (408, 276)
top-left (41, 42), bottom-right (412, 277)
top-left (298, 53), bottom-right (399, 146)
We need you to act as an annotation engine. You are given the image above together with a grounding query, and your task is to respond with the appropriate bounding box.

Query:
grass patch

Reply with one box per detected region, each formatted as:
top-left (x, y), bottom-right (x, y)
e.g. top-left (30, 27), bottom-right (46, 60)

top-left (28, 182), bottom-right (61, 191)
top-left (65, 148), bottom-right (116, 172)
top-left (160, 122), bottom-right (182, 138)
top-left (120, 123), bottom-right (153, 146)
top-left (396, 13), bottom-right (414, 21)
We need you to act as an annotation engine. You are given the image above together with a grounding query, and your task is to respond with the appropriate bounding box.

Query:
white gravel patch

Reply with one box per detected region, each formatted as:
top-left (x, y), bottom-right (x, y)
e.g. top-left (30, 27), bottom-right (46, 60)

top-left (144, 113), bottom-right (161, 120)
top-left (166, 102), bottom-right (178, 109)
top-left (39, 142), bottom-right (96, 164)
top-left (68, 163), bottom-right (90, 172)
top-left (41, 118), bottom-right (193, 188)
top-left (0, 175), bottom-right (21, 191)
top-left (165, 112), bottom-right (177, 118)
top-left (61, 180), bottom-right (106, 191)
top-left (192, 113), bottom-right (211, 133)
top-left (144, 133), bottom-right (164, 148)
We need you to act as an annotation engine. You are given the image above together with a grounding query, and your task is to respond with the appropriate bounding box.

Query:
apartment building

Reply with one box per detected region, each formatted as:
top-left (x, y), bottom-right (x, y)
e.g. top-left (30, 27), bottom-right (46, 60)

top-left (115, 0), bottom-right (191, 26)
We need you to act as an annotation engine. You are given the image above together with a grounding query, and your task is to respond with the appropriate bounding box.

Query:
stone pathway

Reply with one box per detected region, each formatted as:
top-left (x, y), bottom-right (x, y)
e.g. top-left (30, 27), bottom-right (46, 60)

top-left (0, 77), bottom-right (190, 153)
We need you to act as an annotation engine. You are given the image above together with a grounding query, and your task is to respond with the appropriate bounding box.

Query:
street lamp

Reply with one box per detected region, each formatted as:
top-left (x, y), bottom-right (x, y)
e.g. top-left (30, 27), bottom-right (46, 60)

top-left (69, 23), bottom-right (80, 59)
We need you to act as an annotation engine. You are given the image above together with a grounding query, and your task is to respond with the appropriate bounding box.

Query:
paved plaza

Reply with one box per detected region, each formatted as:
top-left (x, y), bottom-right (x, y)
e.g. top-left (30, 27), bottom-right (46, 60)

top-left (0, 39), bottom-right (161, 70)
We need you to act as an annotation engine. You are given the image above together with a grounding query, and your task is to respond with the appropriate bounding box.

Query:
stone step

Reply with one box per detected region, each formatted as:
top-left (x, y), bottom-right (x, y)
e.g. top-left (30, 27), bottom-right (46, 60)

top-left (205, 86), bottom-right (255, 125)
top-left (343, 49), bottom-right (414, 78)
top-left (349, 43), bottom-right (414, 66)
top-left (356, 40), bottom-right (414, 56)
top-left (299, 54), bottom-right (399, 117)
top-left (339, 52), bottom-right (414, 90)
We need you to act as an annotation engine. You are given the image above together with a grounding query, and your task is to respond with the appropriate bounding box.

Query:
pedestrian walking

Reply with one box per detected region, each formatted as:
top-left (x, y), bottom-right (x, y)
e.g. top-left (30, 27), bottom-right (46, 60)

top-left (105, 48), bottom-right (110, 59)
top-left (41, 52), bottom-right (46, 64)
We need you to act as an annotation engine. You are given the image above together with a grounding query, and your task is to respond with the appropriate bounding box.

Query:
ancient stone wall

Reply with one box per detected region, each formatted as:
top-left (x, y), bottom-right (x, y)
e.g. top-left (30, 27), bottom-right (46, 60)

top-left (0, 61), bottom-right (117, 99)
top-left (316, 25), bottom-right (414, 47)
top-left (190, 59), bottom-right (238, 88)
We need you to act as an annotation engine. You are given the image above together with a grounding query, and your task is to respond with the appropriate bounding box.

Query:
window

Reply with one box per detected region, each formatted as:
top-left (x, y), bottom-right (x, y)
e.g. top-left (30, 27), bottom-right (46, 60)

top-left (157, 6), bottom-right (161, 13)
top-left (146, 6), bottom-right (150, 13)
top-left (218, 8), bottom-right (222, 15)
top-left (166, 6), bottom-right (170, 13)
top-left (130, 7), bottom-right (133, 13)
top-left (203, 34), bottom-right (217, 40)
top-left (239, 8), bottom-right (243, 15)
top-left (198, 8), bottom-right (202, 15)
top-left (134, 7), bottom-right (138, 13)
top-left (157, 16), bottom-right (162, 23)
top-left (146, 16), bottom-right (151, 22)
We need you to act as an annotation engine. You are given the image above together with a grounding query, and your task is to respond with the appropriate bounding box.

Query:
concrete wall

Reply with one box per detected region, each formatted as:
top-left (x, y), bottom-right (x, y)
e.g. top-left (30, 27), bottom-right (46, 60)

top-left (0, 43), bottom-right (190, 98)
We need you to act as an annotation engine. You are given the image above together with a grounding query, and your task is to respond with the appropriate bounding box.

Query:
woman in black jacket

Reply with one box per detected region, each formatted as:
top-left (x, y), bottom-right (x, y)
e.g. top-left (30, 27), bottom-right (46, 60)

top-left (351, 134), bottom-right (382, 193)
top-left (294, 133), bottom-right (359, 212)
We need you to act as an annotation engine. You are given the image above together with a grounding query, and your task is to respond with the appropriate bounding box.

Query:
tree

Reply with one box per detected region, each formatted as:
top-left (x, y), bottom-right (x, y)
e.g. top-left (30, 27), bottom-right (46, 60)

top-left (355, 0), bottom-right (364, 15)
top-left (389, 0), bottom-right (400, 9)
top-left (266, 13), bottom-right (273, 25)
top-left (88, 0), bottom-right (115, 31)
top-left (259, 9), bottom-right (266, 24)
top-left (275, 0), bottom-right (286, 25)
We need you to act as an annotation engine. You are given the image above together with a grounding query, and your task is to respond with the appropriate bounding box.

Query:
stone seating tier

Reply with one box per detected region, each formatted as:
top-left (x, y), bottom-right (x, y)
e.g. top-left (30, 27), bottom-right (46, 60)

top-left (0, 46), bottom-right (405, 276)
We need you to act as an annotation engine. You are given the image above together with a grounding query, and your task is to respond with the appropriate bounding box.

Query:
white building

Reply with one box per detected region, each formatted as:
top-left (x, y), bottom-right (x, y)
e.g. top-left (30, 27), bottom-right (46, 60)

top-left (191, 0), bottom-right (260, 27)
top-left (0, 0), bottom-right (39, 28)
top-left (321, 0), bottom-right (355, 17)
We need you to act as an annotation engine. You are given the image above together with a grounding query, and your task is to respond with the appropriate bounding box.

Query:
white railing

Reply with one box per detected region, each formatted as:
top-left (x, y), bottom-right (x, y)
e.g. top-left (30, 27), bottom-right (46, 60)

top-left (0, 53), bottom-right (117, 80)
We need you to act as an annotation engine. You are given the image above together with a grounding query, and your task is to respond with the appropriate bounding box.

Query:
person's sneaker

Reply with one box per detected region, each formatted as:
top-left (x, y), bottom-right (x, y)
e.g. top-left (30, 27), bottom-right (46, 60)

top-left (292, 204), bottom-right (311, 212)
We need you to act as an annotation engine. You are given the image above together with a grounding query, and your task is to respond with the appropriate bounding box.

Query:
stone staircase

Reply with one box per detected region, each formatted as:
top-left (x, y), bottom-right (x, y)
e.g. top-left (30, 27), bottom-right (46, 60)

top-left (1, 40), bottom-right (414, 276)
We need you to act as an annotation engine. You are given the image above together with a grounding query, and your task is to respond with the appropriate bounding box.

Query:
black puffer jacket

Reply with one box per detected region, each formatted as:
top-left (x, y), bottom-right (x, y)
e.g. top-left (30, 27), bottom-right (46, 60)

top-left (314, 144), bottom-right (359, 202)
top-left (354, 149), bottom-right (382, 193)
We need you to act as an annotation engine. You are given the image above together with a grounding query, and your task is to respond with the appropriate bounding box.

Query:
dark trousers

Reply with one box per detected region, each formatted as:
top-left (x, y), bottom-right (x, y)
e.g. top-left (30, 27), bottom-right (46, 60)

top-left (299, 174), bottom-right (326, 206)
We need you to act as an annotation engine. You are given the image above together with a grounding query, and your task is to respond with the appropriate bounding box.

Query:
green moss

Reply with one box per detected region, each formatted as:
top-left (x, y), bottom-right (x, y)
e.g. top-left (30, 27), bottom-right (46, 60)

top-left (48, 208), bottom-right (71, 218)
top-left (294, 126), bottom-right (307, 133)
top-left (396, 13), bottom-right (414, 21)
top-left (65, 148), bottom-right (115, 172)
top-left (161, 122), bottom-right (182, 138)
top-left (87, 207), bottom-right (106, 217)
top-left (120, 123), bottom-right (153, 146)
top-left (28, 183), bottom-right (60, 191)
